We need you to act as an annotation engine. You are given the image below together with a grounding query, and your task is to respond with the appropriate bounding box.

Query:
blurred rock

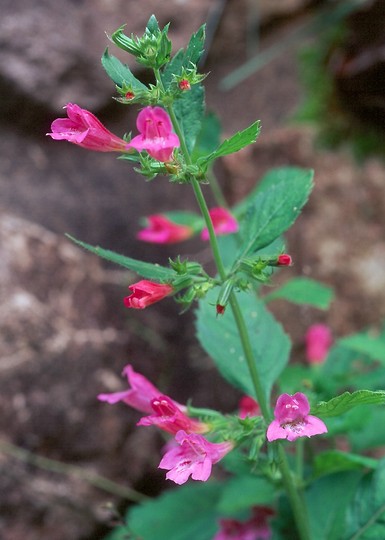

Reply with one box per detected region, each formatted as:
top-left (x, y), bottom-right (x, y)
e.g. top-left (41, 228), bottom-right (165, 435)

top-left (0, 0), bottom-right (213, 112)
top-left (0, 213), bottom-right (149, 540)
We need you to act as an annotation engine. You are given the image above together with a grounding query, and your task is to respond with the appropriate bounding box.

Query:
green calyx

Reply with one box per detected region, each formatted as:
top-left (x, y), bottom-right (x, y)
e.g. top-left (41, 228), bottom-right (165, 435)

top-left (110, 15), bottom-right (172, 69)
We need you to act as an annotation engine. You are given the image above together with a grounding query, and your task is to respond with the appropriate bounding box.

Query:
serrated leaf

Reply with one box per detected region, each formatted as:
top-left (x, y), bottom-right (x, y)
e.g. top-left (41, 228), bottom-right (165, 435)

top-left (126, 482), bottom-right (222, 540)
top-left (264, 277), bottom-right (334, 309)
top-left (145, 14), bottom-right (160, 34)
top-left (233, 167), bottom-right (310, 218)
top-left (101, 49), bottom-right (147, 91)
top-left (162, 25), bottom-right (206, 87)
top-left (312, 390), bottom-right (385, 418)
top-left (196, 289), bottom-right (290, 401)
top-left (217, 476), bottom-right (275, 515)
top-left (66, 234), bottom-right (175, 281)
top-left (173, 84), bottom-right (205, 153)
top-left (198, 120), bottom-right (261, 168)
top-left (185, 24), bottom-right (206, 66)
top-left (344, 458), bottom-right (385, 539)
top-left (237, 168), bottom-right (314, 257)
top-left (339, 333), bottom-right (385, 363)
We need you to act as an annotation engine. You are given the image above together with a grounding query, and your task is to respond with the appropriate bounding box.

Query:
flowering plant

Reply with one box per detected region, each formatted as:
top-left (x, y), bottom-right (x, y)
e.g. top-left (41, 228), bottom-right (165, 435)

top-left (50, 15), bottom-right (385, 540)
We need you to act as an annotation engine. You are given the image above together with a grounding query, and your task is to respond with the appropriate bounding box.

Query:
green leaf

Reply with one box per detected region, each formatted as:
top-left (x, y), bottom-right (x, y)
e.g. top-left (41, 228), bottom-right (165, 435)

top-left (264, 277), bottom-right (334, 309)
top-left (233, 167), bottom-right (308, 217)
top-left (185, 24), bottom-right (206, 66)
top-left (278, 364), bottom-right (315, 395)
top-left (173, 83), bottom-right (205, 153)
top-left (66, 234), bottom-right (175, 281)
top-left (146, 14), bottom-right (160, 34)
top-left (339, 332), bottom-right (385, 363)
top-left (162, 25), bottom-right (206, 87)
top-left (126, 482), bottom-right (222, 540)
top-left (344, 458), bottom-right (385, 539)
top-left (196, 289), bottom-right (290, 401)
top-left (198, 120), bottom-right (261, 168)
top-left (305, 471), bottom-right (363, 540)
top-left (237, 168), bottom-right (314, 257)
top-left (191, 112), bottom-right (221, 160)
top-left (312, 390), bottom-right (385, 418)
top-left (349, 407), bottom-right (385, 452)
top-left (314, 450), bottom-right (378, 479)
top-left (217, 476), bottom-right (275, 515)
top-left (101, 49), bottom-right (147, 91)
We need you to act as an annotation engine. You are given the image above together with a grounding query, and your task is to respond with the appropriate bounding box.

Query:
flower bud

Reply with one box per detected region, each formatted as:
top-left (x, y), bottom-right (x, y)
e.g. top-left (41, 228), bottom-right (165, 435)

top-left (178, 79), bottom-right (191, 91)
top-left (277, 254), bottom-right (293, 266)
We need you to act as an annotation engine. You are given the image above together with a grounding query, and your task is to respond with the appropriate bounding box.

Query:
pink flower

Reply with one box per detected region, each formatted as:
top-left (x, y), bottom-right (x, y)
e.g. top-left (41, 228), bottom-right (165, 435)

top-left (277, 254), bottom-right (293, 266)
top-left (137, 215), bottom-right (193, 244)
top-left (123, 280), bottom-right (173, 309)
top-left (97, 364), bottom-right (183, 414)
top-left (127, 106), bottom-right (180, 162)
top-left (47, 103), bottom-right (128, 152)
top-left (159, 430), bottom-right (233, 485)
top-left (239, 396), bottom-right (261, 419)
top-left (137, 395), bottom-right (209, 435)
top-left (201, 208), bottom-right (239, 240)
top-left (305, 324), bottom-right (333, 364)
top-left (267, 392), bottom-right (327, 442)
top-left (214, 507), bottom-right (274, 540)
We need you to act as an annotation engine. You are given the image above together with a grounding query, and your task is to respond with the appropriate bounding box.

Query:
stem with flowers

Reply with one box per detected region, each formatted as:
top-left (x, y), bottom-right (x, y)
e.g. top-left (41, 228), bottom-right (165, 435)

top-left (47, 14), bottom-right (385, 540)
top-left (161, 81), bottom-right (310, 540)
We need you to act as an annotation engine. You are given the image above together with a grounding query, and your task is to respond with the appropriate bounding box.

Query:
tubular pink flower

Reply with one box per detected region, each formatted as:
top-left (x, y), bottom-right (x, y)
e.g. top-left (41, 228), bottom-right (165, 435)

top-left (201, 208), bottom-right (239, 240)
top-left (137, 215), bottom-right (194, 244)
top-left (239, 396), bottom-right (261, 419)
top-left (137, 395), bottom-right (209, 435)
top-left (267, 392), bottom-right (327, 442)
top-left (123, 280), bottom-right (173, 309)
top-left (97, 364), bottom-right (185, 414)
top-left (214, 506), bottom-right (274, 540)
top-left (47, 103), bottom-right (128, 152)
top-left (127, 106), bottom-right (180, 162)
top-left (159, 430), bottom-right (233, 485)
top-left (305, 324), bottom-right (333, 364)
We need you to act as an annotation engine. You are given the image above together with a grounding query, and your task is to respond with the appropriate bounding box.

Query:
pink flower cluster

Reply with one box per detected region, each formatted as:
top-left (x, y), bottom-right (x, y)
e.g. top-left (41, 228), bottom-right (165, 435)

top-left (137, 215), bottom-right (194, 244)
top-left (98, 365), bottom-right (233, 484)
top-left (267, 392), bottom-right (327, 442)
top-left (305, 323), bottom-right (333, 364)
top-left (137, 207), bottom-right (239, 245)
top-left (48, 105), bottom-right (180, 162)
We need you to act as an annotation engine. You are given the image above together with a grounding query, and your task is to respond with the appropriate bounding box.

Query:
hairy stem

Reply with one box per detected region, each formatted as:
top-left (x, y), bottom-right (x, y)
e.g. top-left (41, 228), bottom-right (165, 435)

top-left (155, 69), bottom-right (310, 540)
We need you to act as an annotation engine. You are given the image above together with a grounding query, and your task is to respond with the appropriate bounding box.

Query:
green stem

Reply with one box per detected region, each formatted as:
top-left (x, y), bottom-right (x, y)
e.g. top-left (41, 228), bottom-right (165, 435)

top-left (156, 69), bottom-right (310, 540)
top-left (278, 444), bottom-right (311, 540)
top-left (207, 169), bottom-right (229, 209)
